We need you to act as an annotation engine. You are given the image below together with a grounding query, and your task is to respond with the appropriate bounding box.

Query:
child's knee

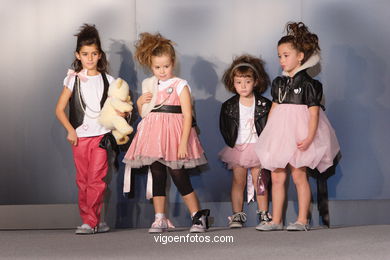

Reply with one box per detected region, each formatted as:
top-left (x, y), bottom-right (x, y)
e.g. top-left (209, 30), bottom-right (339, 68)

top-left (271, 171), bottom-right (286, 186)
top-left (291, 172), bottom-right (308, 185)
top-left (232, 178), bottom-right (246, 189)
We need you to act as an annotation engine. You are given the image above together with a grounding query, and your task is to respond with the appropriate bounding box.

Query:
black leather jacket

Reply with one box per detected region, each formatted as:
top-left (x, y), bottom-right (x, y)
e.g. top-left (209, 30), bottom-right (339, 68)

top-left (219, 92), bottom-right (271, 148)
top-left (69, 73), bottom-right (109, 129)
top-left (271, 70), bottom-right (323, 108)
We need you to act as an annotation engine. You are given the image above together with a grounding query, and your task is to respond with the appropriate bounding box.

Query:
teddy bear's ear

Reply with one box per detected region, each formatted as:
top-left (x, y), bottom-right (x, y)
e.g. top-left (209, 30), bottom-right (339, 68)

top-left (116, 78), bottom-right (123, 88)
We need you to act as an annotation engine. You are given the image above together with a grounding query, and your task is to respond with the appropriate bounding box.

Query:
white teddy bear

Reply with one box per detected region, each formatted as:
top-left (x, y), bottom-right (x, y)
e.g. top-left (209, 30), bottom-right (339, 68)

top-left (98, 78), bottom-right (133, 145)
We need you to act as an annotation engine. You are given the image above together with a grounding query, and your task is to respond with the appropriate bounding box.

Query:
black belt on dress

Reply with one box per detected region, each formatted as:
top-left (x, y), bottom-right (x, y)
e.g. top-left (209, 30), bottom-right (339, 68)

top-left (151, 105), bottom-right (197, 127)
top-left (151, 105), bottom-right (182, 113)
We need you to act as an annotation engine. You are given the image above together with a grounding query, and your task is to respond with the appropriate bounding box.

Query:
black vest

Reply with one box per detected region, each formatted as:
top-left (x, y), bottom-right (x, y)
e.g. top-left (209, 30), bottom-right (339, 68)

top-left (69, 73), bottom-right (109, 129)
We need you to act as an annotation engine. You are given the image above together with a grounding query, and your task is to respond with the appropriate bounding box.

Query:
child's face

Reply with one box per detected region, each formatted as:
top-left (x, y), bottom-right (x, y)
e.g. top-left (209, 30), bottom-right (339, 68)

top-left (151, 55), bottom-right (174, 81)
top-left (75, 44), bottom-right (101, 72)
top-left (233, 75), bottom-right (256, 98)
top-left (277, 43), bottom-right (304, 76)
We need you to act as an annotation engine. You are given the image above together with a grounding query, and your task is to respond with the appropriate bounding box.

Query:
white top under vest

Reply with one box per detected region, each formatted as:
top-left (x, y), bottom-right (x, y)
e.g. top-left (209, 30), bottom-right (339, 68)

top-left (236, 99), bottom-right (257, 145)
top-left (63, 72), bottom-right (114, 137)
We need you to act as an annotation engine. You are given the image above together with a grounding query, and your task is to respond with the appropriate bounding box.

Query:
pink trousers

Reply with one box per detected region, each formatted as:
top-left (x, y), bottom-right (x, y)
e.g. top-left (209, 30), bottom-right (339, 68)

top-left (72, 135), bottom-right (108, 228)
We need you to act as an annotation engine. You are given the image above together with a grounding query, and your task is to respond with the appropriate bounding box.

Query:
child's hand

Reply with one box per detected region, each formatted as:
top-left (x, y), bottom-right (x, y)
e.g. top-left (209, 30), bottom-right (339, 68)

top-left (177, 142), bottom-right (188, 159)
top-left (67, 129), bottom-right (78, 146)
top-left (297, 137), bottom-right (313, 151)
top-left (137, 92), bottom-right (153, 106)
top-left (115, 110), bottom-right (128, 118)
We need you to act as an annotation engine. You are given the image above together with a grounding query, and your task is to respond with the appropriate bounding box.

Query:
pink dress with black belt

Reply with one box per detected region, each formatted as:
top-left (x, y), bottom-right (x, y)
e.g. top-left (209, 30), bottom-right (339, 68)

top-left (123, 77), bottom-right (207, 169)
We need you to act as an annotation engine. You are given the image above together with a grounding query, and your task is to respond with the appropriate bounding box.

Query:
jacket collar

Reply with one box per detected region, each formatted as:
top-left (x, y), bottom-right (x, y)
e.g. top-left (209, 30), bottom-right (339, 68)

top-left (282, 52), bottom-right (320, 77)
top-left (228, 93), bottom-right (266, 117)
top-left (231, 92), bottom-right (264, 105)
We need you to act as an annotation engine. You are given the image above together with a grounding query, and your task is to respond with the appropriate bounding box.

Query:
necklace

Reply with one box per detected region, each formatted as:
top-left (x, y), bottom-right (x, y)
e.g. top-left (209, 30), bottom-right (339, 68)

top-left (234, 119), bottom-right (256, 152)
top-left (153, 87), bottom-right (174, 110)
top-left (278, 77), bottom-right (292, 103)
top-left (76, 77), bottom-right (101, 119)
top-left (234, 102), bottom-right (256, 152)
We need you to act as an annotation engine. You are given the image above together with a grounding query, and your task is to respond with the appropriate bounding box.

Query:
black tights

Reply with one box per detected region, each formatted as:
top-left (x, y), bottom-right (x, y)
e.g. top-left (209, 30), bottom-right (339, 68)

top-left (150, 161), bottom-right (194, 197)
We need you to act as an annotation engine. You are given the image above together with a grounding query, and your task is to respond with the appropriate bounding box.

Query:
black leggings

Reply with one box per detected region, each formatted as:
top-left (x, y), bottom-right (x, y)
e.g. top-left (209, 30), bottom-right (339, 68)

top-left (150, 161), bottom-right (194, 197)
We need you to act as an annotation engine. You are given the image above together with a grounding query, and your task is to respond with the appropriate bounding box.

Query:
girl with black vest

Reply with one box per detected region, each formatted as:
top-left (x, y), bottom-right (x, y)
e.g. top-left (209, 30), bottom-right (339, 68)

top-left (55, 24), bottom-right (116, 235)
top-left (219, 55), bottom-right (272, 230)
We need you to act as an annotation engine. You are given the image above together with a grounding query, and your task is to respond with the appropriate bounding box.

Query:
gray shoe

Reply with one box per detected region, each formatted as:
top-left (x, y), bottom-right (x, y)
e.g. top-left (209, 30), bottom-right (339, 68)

top-left (75, 224), bottom-right (97, 235)
top-left (256, 222), bottom-right (283, 231)
top-left (286, 222), bottom-right (310, 231)
top-left (97, 222), bottom-right (110, 233)
top-left (228, 212), bottom-right (247, 228)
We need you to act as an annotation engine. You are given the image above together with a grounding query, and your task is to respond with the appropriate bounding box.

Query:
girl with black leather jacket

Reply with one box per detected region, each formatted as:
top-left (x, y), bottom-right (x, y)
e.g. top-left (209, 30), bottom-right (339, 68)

top-left (219, 55), bottom-right (272, 230)
top-left (255, 22), bottom-right (340, 232)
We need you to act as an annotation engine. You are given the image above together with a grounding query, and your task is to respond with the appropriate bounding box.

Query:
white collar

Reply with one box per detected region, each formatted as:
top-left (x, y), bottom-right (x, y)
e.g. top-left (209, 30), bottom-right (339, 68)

top-left (158, 77), bottom-right (176, 85)
top-left (282, 52), bottom-right (321, 77)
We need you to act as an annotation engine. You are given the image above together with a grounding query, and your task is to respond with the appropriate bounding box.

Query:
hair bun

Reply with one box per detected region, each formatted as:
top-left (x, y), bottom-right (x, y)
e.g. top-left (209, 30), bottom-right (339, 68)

top-left (75, 24), bottom-right (99, 39)
top-left (280, 22), bottom-right (320, 63)
top-left (134, 32), bottom-right (175, 68)
top-left (71, 23), bottom-right (108, 73)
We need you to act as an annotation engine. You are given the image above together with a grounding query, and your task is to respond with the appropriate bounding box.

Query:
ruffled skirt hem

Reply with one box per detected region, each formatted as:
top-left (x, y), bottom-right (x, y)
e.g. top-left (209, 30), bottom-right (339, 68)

top-left (219, 143), bottom-right (261, 169)
top-left (255, 104), bottom-right (340, 173)
top-left (123, 154), bottom-right (208, 169)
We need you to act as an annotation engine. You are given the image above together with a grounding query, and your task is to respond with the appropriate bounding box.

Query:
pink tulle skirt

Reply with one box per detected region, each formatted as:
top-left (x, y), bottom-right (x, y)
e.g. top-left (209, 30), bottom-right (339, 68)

top-left (219, 143), bottom-right (261, 169)
top-left (254, 104), bottom-right (340, 172)
top-left (123, 112), bottom-right (207, 169)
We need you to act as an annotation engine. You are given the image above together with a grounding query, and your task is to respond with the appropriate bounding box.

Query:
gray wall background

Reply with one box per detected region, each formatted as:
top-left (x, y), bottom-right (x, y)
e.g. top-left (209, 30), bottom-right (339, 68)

top-left (1, 0), bottom-right (389, 226)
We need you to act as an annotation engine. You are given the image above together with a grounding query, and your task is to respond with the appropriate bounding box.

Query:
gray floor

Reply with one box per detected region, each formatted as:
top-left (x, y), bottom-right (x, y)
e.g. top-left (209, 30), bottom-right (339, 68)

top-left (1, 225), bottom-right (389, 260)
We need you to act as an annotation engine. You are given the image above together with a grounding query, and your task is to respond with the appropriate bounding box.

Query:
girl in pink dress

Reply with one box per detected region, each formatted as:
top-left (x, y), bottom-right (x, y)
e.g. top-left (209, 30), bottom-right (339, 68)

top-left (123, 33), bottom-right (209, 233)
top-left (255, 22), bottom-right (340, 231)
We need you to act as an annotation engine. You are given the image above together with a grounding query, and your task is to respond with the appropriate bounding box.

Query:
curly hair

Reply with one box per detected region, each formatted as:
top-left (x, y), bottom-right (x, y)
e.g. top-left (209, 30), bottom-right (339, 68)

top-left (71, 24), bottom-right (109, 73)
top-left (278, 22), bottom-right (320, 64)
top-left (134, 32), bottom-right (176, 69)
top-left (222, 55), bottom-right (270, 94)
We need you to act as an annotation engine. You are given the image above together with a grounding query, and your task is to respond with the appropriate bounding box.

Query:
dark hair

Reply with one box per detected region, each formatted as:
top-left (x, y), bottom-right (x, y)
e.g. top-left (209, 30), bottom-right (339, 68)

top-left (278, 22), bottom-right (320, 64)
top-left (222, 55), bottom-right (270, 94)
top-left (71, 24), bottom-right (109, 73)
top-left (134, 32), bottom-right (176, 68)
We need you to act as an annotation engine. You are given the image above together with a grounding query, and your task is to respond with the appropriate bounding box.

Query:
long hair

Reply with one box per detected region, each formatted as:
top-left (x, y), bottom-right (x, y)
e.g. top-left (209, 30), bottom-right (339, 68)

top-left (134, 32), bottom-right (176, 69)
top-left (222, 54), bottom-right (270, 94)
top-left (71, 24), bottom-right (109, 73)
top-left (278, 22), bottom-right (320, 64)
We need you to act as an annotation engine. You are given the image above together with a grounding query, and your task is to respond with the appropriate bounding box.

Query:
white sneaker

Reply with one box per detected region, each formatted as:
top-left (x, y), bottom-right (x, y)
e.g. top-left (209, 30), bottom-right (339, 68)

top-left (97, 222), bottom-right (110, 233)
top-left (148, 218), bottom-right (168, 233)
top-left (75, 224), bottom-right (97, 235)
top-left (166, 218), bottom-right (176, 232)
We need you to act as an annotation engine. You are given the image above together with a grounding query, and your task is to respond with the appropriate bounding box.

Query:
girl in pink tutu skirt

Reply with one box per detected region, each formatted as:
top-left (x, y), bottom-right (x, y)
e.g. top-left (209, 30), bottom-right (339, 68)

top-left (219, 55), bottom-right (273, 230)
top-left (255, 22), bottom-right (340, 231)
top-left (123, 33), bottom-right (209, 233)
